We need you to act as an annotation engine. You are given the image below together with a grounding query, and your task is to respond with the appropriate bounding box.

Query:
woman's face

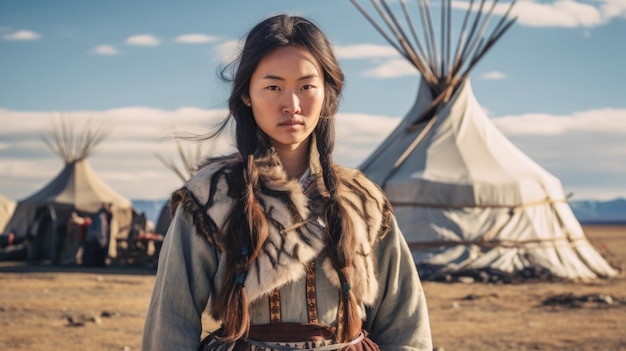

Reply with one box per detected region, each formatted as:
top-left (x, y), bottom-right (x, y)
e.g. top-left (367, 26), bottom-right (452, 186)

top-left (247, 45), bottom-right (325, 153)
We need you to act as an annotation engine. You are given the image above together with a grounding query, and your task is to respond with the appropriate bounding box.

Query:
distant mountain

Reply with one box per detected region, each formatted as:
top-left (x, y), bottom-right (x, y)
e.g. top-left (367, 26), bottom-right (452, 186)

top-left (133, 198), bottom-right (626, 226)
top-left (569, 198), bottom-right (626, 224)
top-left (132, 199), bottom-right (168, 224)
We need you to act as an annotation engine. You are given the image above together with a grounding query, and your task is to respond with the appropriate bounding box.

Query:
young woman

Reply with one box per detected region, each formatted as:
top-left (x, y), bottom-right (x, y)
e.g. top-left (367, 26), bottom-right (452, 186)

top-left (141, 14), bottom-right (432, 351)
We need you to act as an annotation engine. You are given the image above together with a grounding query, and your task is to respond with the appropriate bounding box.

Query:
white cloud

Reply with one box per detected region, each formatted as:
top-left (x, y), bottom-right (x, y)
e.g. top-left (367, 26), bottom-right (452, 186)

top-left (2, 106), bottom-right (625, 201)
top-left (0, 107), bottom-right (230, 140)
top-left (334, 44), bottom-right (399, 59)
top-left (492, 108), bottom-right (626, 135)
top-left (514, 0), bottom-right (604, 28)
top-left (3, 30), bottom-right (41, 41)
top-left (0, 109), bottom-right (219, 169)
top-left (362, 58), bottom-right (419, 78)
top-left (451, 0), bottom-right (623, 28)
top-left (175, 33), bottom-right (219, 44)
top-left (0, 157), bottom-right (59, 180)
top-left (0, 108), bottom-right (398, 199)
top-left (335, 113), bottom-right (401, 166)
top-left (481, 71), bottom-right (507, 80)
top-left (491, 108), bottom-right (626, 200)
top-left (215, 39), bottom-right (242, 63)
top-left (600, 0), bottom-right (626, 19)
top-left (91, 45), bottom-right (120, 56)
top-left (126, 34), bottom-right (161, 47)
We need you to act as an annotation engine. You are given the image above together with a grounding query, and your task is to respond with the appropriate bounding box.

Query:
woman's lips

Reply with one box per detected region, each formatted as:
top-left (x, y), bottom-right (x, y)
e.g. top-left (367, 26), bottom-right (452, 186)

top-left (279, 119), bottom-right (303, 126)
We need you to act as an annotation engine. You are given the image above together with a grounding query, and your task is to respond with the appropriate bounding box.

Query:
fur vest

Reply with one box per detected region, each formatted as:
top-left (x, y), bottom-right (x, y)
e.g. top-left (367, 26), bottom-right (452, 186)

top-left (170, 148), bottom-right (392, 306)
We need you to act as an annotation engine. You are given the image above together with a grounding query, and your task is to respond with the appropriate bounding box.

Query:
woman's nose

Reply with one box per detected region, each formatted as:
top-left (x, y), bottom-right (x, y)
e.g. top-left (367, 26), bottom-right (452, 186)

top-left (282, 92), bottom-right (301, 115)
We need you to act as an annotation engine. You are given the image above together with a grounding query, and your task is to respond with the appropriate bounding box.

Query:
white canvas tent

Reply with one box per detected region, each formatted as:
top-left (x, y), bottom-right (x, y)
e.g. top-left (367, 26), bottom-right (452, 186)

top-left (0, 194), bottom-right (16, 234)
top-left (352, 0), bottom-right (617, 280)
top-left (3, 118), bottom-right (134, 263)
top-left (7, 159), bottom-right (134, 238)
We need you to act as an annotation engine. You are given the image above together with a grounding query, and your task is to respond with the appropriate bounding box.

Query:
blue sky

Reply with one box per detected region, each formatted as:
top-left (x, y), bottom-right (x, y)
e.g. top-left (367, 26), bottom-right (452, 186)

top-left (1, 0), bottom-right (625, 202)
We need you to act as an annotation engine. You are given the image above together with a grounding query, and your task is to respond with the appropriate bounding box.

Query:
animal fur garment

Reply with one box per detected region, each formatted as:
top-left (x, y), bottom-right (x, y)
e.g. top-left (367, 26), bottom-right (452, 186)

top-left (170, 148), bottom-right (393, 306)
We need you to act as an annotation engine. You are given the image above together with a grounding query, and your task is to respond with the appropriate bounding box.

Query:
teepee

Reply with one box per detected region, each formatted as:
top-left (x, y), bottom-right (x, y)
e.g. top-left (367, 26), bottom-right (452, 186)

top-left (352, 0), bottom-right (616, 280)
top-left (4, 117), bottom-right (134, 262)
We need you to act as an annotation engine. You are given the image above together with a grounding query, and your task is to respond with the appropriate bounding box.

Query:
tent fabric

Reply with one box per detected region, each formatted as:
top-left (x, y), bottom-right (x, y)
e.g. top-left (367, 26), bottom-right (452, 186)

top-left (360, 79), bottom-right (617, 280)
top-left (0, 194), bottom-right (16, 234)
top-left (22, 159), bottom-right (131, 213)
top-left (4, 159), bottom-right (134, 261)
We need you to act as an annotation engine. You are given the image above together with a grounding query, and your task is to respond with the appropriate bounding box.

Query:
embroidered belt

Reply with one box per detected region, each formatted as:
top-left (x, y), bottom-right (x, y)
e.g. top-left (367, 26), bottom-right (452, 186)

top-left (247, 331), bottom-right (364, 351)
top-left (245, 324), bottom-right (379, 351)
top-left (248, 322), bottom-right (334, 342)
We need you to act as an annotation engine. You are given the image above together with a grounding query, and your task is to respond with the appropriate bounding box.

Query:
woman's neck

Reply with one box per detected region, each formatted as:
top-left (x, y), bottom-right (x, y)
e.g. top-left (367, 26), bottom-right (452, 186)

top-left (274, 139), bottom-right (310, 179)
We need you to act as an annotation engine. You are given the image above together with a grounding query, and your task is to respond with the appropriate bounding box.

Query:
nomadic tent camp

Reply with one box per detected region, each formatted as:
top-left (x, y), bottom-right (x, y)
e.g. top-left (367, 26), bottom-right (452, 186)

top-left (352, 0), bottom-right (616, 280)
top-left (0, 194), bottom-right (16, 234)
top-left (3, 119), bottom-right (134, 264)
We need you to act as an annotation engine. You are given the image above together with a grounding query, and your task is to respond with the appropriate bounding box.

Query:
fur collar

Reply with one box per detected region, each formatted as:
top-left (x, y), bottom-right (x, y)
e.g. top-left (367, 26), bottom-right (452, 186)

top-left (171, 148), bottom-right (392, 306)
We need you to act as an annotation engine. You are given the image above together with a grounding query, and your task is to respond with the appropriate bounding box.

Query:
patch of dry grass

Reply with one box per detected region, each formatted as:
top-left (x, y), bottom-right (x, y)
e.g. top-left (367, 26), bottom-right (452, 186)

top-left (0, 225), bottom-right (624, 350)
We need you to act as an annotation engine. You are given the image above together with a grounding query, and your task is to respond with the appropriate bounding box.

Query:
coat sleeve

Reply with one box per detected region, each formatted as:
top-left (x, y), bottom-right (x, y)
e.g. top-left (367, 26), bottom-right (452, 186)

top-left (141, 206), bottom-right (220, 351)
top-left (364, 215), bottom-right (433, 351)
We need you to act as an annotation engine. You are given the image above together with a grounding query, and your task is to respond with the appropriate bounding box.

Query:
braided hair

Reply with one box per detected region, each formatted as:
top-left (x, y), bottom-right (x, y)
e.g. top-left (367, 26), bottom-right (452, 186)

top-left (212, 14), bottom-right (358, 342)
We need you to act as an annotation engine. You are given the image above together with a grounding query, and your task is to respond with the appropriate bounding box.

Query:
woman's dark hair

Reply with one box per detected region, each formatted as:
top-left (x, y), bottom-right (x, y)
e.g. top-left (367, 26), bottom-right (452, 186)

top-left (211, 14), bottom-right (359, 342)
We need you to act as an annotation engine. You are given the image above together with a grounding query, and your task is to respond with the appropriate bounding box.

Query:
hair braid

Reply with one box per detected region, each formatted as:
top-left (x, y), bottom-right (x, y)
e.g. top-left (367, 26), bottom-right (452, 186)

top-left (315, 128), bottom-right (361, 342)
top-left (212, 122), bottom-right (270, 341)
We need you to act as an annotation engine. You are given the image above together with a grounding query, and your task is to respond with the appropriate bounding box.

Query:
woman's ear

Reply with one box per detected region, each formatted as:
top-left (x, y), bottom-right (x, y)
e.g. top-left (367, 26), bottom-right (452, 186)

top-left (241, 95), bottom-right (251, 107)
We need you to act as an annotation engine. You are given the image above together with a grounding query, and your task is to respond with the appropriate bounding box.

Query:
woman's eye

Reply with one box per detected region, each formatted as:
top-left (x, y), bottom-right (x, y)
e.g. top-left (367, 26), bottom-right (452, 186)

top-left (301, 85), bottom-right (314, 90)
top-left (267, 86), bottom-right (280, 91)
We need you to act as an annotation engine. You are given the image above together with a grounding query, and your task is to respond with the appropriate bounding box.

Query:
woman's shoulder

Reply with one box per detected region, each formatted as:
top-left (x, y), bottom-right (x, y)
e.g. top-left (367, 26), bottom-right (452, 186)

top-left (181, 152), bottom-right (240, 188)
top-left (169, 153), bottom-right (241, 215)
top-left (332, 164), bottom-right (393, 239)
top-left (333, 164), bottom-right (387, 198)
top-left (194, 152), bottom-right (242, 177)
top-left (167, 153), bottom-right (243, 246)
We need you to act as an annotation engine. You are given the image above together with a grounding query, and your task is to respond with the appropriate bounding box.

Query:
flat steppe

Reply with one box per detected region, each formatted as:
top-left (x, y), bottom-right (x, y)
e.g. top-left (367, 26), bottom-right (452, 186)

top-left (1, 225), bottom-right (624, 351)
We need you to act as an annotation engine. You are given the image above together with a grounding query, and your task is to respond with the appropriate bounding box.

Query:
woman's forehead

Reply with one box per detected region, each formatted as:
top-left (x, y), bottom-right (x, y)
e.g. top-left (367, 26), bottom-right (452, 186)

top-left (253, 46), bottom-right (323, 80)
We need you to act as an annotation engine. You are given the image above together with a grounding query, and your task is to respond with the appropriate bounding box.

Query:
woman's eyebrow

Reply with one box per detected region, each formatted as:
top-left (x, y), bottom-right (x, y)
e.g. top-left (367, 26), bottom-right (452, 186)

top-left (261, 74), bottom-right (319, 81)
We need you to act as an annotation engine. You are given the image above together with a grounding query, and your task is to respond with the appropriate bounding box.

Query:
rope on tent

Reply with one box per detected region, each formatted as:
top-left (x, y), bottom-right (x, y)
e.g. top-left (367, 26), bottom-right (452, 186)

top-left (546, 198), bottom-right (601, 271)
top-left (390, 197), bottom-right (569, 210)
top-left (402, 199), bottom-right (576, 247)
top-left (407, 236), bottom-right (591, 250)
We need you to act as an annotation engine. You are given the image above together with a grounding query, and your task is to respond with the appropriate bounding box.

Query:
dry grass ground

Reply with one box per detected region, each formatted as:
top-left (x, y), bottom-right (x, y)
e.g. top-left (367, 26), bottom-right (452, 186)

top-left (425, 225), bottom-right (626, 351)
top-left (0, 225), bottom-right (624, 351)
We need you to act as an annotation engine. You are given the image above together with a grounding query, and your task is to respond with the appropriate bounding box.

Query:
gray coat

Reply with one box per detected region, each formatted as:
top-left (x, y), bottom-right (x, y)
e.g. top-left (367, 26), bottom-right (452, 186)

top-left (142, 152), bottom-right (432, 351)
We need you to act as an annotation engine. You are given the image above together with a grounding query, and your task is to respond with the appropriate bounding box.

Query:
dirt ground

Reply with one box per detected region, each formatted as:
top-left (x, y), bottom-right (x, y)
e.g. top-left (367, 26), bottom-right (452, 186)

top-left (1, 225), bottom-right (625, 351)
